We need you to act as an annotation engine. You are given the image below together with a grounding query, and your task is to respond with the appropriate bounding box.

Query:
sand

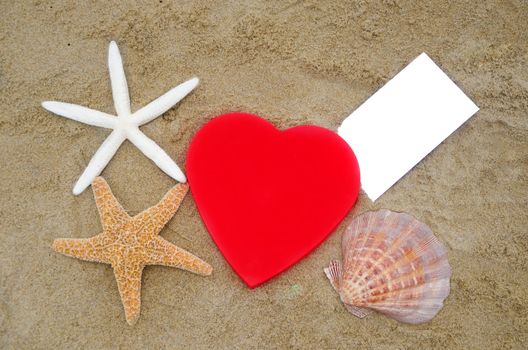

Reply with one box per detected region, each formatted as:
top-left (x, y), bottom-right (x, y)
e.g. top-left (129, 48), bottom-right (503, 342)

top-left (1, 1), bottom-right (527, 349)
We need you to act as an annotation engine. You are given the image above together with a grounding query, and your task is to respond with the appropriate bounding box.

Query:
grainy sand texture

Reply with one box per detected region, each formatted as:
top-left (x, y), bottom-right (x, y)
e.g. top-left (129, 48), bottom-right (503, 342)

top-left (1, 1), bottom-right (527, 349)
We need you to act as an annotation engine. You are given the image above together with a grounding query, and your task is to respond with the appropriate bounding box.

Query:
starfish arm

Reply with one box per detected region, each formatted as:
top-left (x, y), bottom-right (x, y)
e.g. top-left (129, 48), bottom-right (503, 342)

top-left (73, 130), bottom-right (126, 195)
top-left (41, 101), bottom-right (116, 129)
top-left (112, 259), bottom-right (144, 325)
top-left (147, 236), bottom-right (213, 276)
top-left (130, 77), bottom-right (199, 126)
top-left (126, 128), bottom-right (187, 183)
top-left (133, 183), bottom-right (188, 237)
top-left (52, 234), bottom-right (112, 264)
top-left (91, 177), bottom-right (131, 229)
top-left (108, 41), bottom-right (131, 116)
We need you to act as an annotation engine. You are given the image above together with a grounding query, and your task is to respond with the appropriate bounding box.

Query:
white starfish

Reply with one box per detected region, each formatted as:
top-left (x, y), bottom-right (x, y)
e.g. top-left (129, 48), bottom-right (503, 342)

top-left (42, 41), bottom-right (197, 195)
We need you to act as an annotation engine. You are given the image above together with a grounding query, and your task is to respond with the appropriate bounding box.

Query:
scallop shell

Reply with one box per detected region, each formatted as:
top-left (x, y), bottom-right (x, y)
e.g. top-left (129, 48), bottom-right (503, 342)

top-left (324, 209), bottom-right (451, 324)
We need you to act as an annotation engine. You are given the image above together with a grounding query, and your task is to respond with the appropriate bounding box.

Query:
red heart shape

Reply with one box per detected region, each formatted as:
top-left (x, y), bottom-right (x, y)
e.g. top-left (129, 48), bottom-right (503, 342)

top-left (186, 113), bottom-right (360, 288)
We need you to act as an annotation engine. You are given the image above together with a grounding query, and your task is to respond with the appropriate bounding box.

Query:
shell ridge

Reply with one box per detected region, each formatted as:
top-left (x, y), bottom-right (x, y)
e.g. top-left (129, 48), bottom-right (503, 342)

top-left (360, 211), bottom-right (400, 274)
top-left (350, 211), bottom-right (403, 290)
top-left (335, 210), bottom-right (451, 324)
top-left (324, 259), bottom-right (342, 292)
top-left (367, 281), bottom-right (450, 308)
top-left (345, 212), bottom-right (381, 280)
top-left (357, 225), bottom-right (450, 298)
top-left (354, 213), bottom-right (422, 285)
top-left (342, 212), bottom-right (425, 306)
top-left (359, 253), bottom-right (451, 304)
top-left (366, 249), bottom-right (450, 293)
top-left (342, 214), bottom-right (361, 253)
top-left (343, 303), bottom-right (372, 318)
top-left (371, 297), bottom-right (447, 324)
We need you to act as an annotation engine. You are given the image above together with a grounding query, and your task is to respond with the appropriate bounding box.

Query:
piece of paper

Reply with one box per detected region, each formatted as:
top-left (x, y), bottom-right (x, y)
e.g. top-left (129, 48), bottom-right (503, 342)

top-left (338, 52), bottom-right (479, 201)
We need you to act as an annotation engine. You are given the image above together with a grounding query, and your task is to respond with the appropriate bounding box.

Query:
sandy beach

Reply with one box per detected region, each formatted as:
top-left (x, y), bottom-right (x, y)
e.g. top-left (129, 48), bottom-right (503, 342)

top-left (1, 1), bottom-right (527, 348)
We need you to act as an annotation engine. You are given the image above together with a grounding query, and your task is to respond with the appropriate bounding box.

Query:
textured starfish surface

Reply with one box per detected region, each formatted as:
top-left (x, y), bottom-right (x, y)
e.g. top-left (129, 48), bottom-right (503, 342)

top-left (42, 41), bottom-right (198, 195)
top-left (53, 177), bottom-right (212, 325)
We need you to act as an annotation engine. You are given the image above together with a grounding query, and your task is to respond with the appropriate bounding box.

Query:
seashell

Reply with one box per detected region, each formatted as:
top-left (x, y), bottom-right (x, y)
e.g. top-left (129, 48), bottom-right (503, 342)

top-left (324, 209), bottom-right (451, 324)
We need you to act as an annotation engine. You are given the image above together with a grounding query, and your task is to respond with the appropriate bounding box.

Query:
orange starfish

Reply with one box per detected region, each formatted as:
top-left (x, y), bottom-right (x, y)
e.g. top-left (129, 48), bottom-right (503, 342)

top-left (53, 177), bottom-right (212, 325)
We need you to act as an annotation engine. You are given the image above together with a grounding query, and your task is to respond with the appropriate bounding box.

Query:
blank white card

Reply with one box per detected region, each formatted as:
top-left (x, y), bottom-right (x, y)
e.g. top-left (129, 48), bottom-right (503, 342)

top-left (338, 53), bottom-right (479, 201)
